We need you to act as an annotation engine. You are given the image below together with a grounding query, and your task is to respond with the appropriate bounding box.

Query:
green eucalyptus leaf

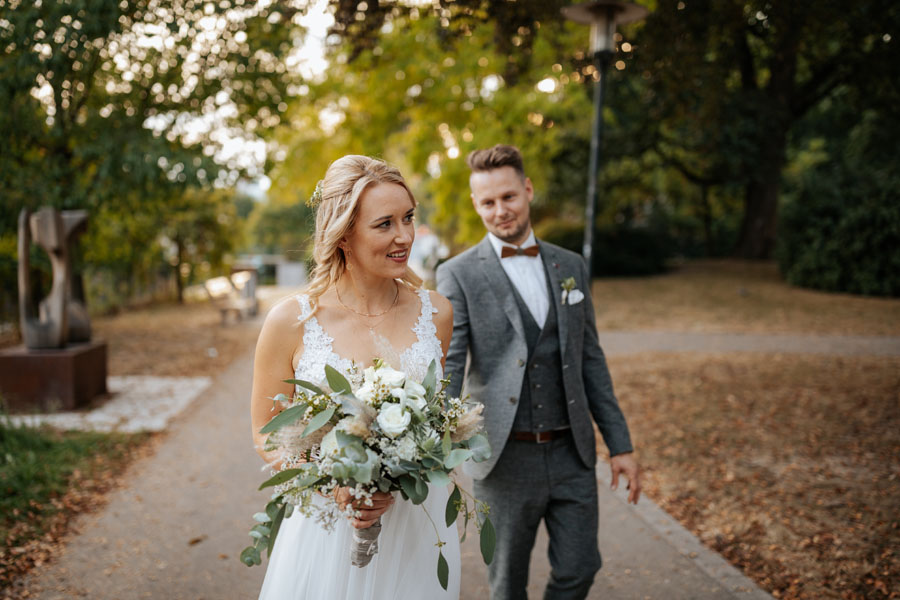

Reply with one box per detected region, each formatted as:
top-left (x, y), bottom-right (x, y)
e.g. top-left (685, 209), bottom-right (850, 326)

top-left (302, 406), bottom-right (335, 437)
top-left (426, 469), bottom-right (451, 487)
top-left (294, 471), bottom-right (324, 488)
top-left (259, 403), bottom-right (307, 434)
top-left (342, 444), bottom-right (366, 463)
top-left (467, 434), bottom-right (491, 462)
top-left (253, 512), bottom-right (271, 523)
top-left (283, 379), bottom-right (326, 395)
top-left (480, 516), bottom-right (496, 565)
top-left (265, 501), bottom-right (280, 522)
top-left (441, 429), bottom-right (452, 458)
top-left (331, 463), bottom-right (349, 480)
top-left (445, 485), bottom-right (461, 527)
top-left (444, 448), bottom-right (473, 470)
top-left (240, 546), bottom-right (259, 566)
top-left (267, 502), bottom-right (287, 557)
top-left (324, 364), bottom-right (352, 394)
top-left (437, 550), bottom-right (449, 590)
top-left (251, 524), bottom-right (271, 537)
top-left (399, 474), bottom-right (418, 502)
top-left (258, 468), bottom-right (303, 490)
top-left (335, 429), bottom-right (363, 448)
top-left (414, 476), bottom-right (428, 504)
top-left (399, 459), bottom-right (422, 471)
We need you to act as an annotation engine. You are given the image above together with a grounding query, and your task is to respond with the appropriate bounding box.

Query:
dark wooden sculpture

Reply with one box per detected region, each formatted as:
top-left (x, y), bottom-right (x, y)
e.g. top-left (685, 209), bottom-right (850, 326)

top-left (1, 208), bottom-right (106, 412)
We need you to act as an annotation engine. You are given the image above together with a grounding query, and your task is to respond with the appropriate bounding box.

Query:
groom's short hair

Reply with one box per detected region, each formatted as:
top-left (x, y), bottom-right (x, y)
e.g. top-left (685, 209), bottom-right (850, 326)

top-left (466, 144), bottom-right (525, 180)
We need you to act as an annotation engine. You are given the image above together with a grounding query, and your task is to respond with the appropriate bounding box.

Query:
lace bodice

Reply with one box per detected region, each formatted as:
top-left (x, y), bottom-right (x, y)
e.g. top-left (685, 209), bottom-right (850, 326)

top-left (293, 288), bottom-right (443, 390)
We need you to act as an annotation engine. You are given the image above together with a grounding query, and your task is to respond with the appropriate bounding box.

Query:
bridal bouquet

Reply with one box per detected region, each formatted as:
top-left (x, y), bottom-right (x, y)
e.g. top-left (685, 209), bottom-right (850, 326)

top-left (241, 359), bottom-right (494, 590)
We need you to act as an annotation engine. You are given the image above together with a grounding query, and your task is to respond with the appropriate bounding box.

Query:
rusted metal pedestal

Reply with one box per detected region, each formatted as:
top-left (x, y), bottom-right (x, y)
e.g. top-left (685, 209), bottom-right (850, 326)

top-left (0, 341), bottom-right (108, 413)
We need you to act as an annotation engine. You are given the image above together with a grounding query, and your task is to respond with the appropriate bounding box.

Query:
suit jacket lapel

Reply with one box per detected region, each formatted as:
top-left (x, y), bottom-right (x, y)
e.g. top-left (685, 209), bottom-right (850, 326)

top-left (476, 237), bottom-right (526, 342)
top-left (539, 242), bottom-right (569, 354)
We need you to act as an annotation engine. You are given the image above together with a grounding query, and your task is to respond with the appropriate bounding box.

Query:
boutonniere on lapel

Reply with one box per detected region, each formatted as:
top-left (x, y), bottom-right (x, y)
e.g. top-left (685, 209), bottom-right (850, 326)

top-left (560, 277), bottom-right (584, 305)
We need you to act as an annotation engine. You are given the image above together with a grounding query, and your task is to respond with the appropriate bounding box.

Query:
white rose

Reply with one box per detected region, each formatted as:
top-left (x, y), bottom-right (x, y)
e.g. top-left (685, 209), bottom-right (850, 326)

top-left (392, 381), bottom-right (426, 410)
top-left (378, 367), bottom-right (406, 388)
top-left (319, 428), bottom-right (339, 456)
top-left (377, 403), bottom-right (411, 438)
top-left (404, 380), bottom-right (427, 410)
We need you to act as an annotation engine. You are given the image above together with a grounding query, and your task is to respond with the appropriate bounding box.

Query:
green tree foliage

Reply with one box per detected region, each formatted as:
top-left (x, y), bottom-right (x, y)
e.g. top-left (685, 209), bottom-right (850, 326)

top-left (632, 0), bottom-right (900, 258)
top-left (0, 0), bottom-right (304, 315)
top-left (777, 100), bottom-right (900, 297)
top-left (160, 189), bottom-right (243, 303)
top-left (318, 0), bottom-right (899, 265)
top-left (268, 9), bottom-right (605, 251)
top-left (245, 199), bottom-right (314, 258)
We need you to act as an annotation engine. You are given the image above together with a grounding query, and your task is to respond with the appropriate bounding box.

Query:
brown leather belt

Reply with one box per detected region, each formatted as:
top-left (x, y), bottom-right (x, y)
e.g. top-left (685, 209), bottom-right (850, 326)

top-left (510, 429), bottom-right (569, 444)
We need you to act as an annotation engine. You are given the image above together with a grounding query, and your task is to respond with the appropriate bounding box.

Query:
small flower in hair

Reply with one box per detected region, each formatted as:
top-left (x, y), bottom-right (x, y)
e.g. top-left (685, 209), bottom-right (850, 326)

top-left (306, 180), bottom-right (324, 207)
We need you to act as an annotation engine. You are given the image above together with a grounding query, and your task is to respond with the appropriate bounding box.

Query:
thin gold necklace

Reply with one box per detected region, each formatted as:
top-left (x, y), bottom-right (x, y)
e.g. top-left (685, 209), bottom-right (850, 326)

top-left (336, 281), bottom-right (400, 318)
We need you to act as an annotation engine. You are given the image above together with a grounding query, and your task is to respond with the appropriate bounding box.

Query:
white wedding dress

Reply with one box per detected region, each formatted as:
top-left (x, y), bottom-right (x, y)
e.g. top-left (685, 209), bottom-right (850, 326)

top-left (258, 289), bottom-right (461, 600)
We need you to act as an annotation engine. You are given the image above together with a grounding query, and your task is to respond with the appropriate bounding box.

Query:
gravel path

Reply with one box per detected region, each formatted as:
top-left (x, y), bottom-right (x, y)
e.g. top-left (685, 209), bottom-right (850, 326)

top-left (598, 330), bottom-right (900, 356)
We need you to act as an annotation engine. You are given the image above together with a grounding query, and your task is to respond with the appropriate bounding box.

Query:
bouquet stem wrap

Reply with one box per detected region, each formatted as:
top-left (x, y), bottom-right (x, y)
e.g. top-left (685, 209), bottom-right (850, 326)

top-left (350, 517), bottom-right (382, 567)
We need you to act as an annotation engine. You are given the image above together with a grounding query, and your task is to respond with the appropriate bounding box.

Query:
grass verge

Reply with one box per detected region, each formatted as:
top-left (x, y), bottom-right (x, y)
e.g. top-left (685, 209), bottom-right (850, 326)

top-left (608, 353), bottom-right (900, 600)
top-left (0, 419), bottom-right (150, 590)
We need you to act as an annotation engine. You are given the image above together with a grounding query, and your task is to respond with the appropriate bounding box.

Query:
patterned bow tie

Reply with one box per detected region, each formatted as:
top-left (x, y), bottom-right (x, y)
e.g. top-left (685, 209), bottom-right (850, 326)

top-left (501, 244), bottom-right (540, 258)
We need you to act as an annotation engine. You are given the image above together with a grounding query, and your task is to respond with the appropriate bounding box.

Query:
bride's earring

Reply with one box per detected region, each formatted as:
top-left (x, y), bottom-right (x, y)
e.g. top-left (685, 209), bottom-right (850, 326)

top-left (343, 246), bottom-right (353, 271)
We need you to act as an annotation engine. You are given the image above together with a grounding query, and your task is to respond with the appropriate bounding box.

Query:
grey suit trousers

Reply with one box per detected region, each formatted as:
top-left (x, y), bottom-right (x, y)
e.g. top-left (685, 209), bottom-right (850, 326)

top-left (474, 434), bottom-right (602, 600)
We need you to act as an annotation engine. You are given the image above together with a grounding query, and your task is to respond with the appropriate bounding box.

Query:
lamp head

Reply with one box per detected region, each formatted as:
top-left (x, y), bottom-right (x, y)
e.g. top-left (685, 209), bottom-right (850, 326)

top-left (562, 1), bottom-right (649, 54)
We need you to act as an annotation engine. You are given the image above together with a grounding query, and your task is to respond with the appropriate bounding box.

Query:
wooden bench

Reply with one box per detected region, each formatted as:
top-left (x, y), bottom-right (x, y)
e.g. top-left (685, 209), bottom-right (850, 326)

top-left (203, 271), bottom-right (259, 324)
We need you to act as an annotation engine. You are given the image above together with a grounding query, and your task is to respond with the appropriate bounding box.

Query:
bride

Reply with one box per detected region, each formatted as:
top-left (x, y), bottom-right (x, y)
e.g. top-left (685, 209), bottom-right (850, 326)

top-left (250, 155), bottom-right (461, 599)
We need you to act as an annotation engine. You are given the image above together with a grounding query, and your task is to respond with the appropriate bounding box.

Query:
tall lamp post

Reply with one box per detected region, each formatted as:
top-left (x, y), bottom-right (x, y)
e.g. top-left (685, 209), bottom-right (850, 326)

top-left (562, 1), bottom-right (648, 272)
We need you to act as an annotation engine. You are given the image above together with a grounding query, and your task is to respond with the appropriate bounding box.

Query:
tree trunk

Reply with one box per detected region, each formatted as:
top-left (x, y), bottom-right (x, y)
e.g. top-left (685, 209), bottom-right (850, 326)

top-left (699, 183), bottom-right (713, 257)
top-left (735, 130), bottom-right (788, 259)
top-left (174, 238), bottom-right (185, 304)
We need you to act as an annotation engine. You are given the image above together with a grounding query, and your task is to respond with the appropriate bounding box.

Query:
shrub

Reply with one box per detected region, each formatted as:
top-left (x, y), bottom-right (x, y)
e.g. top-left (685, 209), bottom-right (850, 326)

top-left (777, 166), bottom-right (900, 298)
top-left (535, 218), bottom-right (670, 276)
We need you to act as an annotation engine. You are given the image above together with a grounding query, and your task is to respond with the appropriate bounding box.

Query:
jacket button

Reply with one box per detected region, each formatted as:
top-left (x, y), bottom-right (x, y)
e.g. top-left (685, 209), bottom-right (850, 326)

top-left (509, 397), bottom-right (517, 404)
top-left (517, 359), bottom-right (525, 367)
top-left (563, 364), bottom-right (569, 369)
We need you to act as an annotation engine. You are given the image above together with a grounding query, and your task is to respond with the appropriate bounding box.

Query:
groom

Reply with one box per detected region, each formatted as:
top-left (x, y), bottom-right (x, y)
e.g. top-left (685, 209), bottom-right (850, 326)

top-left (436, 144), bottom-right (641, 600)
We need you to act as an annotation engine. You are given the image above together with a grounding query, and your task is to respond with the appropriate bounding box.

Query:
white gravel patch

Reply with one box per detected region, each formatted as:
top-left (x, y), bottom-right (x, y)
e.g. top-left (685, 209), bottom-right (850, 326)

top-left (8, 375), bottom-right (211, 433)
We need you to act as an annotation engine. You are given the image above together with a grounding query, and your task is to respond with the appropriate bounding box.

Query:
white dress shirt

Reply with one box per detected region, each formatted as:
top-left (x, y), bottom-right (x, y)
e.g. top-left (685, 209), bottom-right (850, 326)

top-left (488, 231), bottom-right (550, 328)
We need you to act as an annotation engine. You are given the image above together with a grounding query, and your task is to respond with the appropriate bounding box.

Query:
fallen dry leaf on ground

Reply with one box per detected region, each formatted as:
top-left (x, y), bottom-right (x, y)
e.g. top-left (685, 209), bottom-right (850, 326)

top-left (607, 352), bottom-right (900, 600)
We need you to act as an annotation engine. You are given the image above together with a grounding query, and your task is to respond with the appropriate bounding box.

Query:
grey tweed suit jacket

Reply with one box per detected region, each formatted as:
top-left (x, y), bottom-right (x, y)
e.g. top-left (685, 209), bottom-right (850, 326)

top-left (436, 236), bottom-right (633, 480)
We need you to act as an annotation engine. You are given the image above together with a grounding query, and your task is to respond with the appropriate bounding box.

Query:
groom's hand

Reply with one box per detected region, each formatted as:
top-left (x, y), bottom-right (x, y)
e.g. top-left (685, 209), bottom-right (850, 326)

top-left (336, 488), bottom-right (395, 529)
top-left (609, 452), bottom-right (642, 505)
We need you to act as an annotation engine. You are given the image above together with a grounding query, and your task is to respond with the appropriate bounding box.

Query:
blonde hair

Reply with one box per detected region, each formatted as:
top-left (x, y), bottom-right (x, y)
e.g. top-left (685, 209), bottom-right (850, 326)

top-left (304, 155), bottom-right (422, 320)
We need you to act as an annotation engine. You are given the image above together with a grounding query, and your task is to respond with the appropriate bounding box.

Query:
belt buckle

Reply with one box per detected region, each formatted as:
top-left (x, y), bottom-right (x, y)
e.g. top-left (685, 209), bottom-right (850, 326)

top-left (535, 431), bottom-right (552, 444)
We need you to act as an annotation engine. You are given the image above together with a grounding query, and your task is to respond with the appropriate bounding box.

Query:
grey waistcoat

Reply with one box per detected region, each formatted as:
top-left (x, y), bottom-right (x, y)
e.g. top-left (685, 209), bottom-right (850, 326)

top-left (509, 270), bottom-right (569, 433)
